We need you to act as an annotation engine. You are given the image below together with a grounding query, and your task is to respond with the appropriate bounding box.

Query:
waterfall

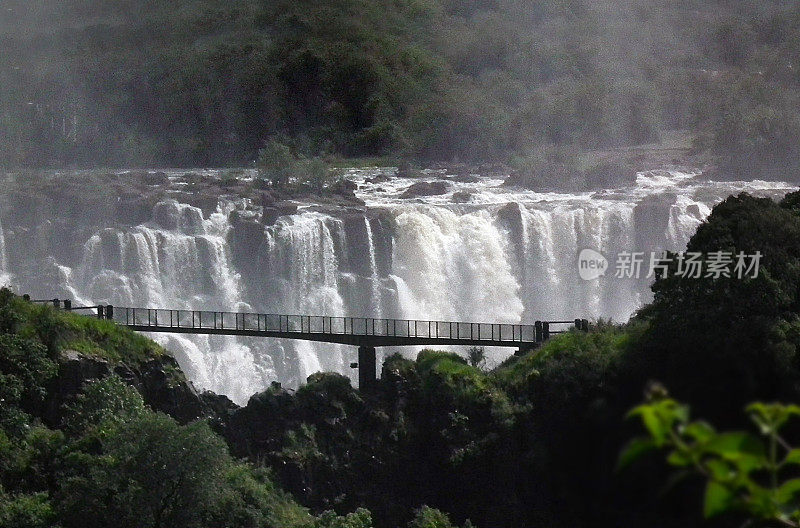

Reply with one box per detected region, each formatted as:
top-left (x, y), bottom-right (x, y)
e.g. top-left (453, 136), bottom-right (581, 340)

top-left (4, 169), bottom-right (796, 403)
top-left (364, 217), bottom-right (382, 318)
top-left (391, 206), bottom-right (523, 322)
top-left (513, 202), bottom-right (639, 321)
top-left (256, 212), bottom-right (349, 383)
top-left (0, 218), bottom-right (9, 285)
top-left (64, 200), bottom-right (276, 404)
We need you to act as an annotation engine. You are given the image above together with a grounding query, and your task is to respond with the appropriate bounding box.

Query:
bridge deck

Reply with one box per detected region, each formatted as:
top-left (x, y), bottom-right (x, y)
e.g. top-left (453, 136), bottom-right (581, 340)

top-left (109, 306), bottom-right (578, 349)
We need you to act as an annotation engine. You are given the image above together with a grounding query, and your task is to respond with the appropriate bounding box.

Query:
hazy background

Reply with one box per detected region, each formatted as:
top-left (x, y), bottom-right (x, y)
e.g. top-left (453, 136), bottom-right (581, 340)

top-left (1, 0), bottom-right (799, 179)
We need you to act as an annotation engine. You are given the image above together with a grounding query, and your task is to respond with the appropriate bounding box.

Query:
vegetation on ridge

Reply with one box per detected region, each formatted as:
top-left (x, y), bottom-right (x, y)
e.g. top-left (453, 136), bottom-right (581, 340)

top-left (0, 291), bottom-right (472, 527)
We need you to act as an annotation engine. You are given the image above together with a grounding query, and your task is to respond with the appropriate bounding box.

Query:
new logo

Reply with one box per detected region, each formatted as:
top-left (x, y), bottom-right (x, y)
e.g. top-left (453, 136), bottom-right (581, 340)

top-left (578, 248), bottom-right (608, 280)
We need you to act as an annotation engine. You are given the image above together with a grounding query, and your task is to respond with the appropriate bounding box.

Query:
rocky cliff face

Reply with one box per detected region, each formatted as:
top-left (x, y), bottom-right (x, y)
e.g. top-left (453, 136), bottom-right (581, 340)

top-left (44, 349), bottom-right (236, 426)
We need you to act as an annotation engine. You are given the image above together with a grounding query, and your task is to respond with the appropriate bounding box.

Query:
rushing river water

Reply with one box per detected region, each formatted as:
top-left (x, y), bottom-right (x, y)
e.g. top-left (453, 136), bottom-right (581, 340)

top-left (1, 169), bottom-right (796, 403)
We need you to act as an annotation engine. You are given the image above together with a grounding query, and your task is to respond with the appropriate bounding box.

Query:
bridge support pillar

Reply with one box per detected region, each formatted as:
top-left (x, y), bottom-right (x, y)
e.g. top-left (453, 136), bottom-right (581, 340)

top-left (515, 345), bottom-right (533, 356)
top-left (357, 346), bottom-right (377, 391)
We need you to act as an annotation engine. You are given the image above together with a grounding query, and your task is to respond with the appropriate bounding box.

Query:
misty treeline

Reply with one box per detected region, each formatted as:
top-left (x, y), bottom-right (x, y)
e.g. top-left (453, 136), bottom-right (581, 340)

top-left (1, 0), bottom-right (799, 174)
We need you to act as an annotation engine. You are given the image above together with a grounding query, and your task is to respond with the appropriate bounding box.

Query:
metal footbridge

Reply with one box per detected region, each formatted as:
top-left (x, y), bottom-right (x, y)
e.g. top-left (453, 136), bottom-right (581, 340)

top-left (36, 299), bottom-right (589, 388)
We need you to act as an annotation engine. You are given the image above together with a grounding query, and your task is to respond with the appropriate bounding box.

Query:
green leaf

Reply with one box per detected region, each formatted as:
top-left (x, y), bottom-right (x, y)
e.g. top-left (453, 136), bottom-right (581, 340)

top-left (617, 437), bottom-right (657, 471)
top-left (628, 400), bottom-right (688, 446)
top-left (747, 403), bottom-right (774, 434)
top-left (684, 421), bottom-right (715, 443)
top-left (629, 405), bottom-right (668, 445)
top-left (704, 480), bottom-right (735, 518)
top-left (705, 459), bottom-right (734, 481)
top-left (705, 432), bottom-right (766, 458)
top-left (747, 403), bottom-right (800, 433)
top-left (776, 479), bottom-right (800, 506)
top-left (666, 448), bottom-right (694, 467)
top-left (728, 452), bottom-right (767, 474)
top-left (783, 449), bottom-right (800, 467)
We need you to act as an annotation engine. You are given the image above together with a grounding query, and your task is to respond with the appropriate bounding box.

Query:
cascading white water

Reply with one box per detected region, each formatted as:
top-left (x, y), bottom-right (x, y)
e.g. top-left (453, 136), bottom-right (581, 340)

top-left (0, 217), bottom-right (10, 286)
top-left (7, 169), bottom-right (798, 403)
top-left (62, 200), bottom-right (276, 404)
top-left (256, 212), bottom-right (351, 382)
top-left (363, 217), bottom-right (382, 319)
top-left (513, 202), bottom-right (639, 321)
top-left (390, 206), bottom-right (523, 322)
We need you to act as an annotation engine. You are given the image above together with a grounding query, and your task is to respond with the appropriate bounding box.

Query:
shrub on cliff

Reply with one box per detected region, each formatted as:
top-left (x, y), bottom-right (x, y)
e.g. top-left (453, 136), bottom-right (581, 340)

top-left (62, 375), bottom-right (147, 436)
top-left (257, 139), bottom-right (342, 192)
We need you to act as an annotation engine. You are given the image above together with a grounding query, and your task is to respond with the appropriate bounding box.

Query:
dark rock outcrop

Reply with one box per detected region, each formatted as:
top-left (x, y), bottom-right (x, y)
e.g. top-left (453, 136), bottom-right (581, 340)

top-left (366, 174), bottom-right (392, 184)
top-left (452, 190), bottom-right (473, 203)
top-left (263, 202), bottom-right (299, 225)
top-left (230, 214), bottom-right (265, 277)
top-left (449, 174), bottom-right (480, 183)
top-left (143, 171), bottom-right (170, 186)
top-left (400, 181), bottom-right (451, 198)
top-left (584, 161), bottom-right (637, 189)
top-left (496, 203), bottom-right (525, 266)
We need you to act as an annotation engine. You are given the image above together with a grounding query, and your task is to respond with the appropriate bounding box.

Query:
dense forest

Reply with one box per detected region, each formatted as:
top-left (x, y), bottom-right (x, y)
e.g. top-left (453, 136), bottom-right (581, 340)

top-left (2, 0), bottom-right (800, 177)
top-left (4, 189), bottom-right (800, 526)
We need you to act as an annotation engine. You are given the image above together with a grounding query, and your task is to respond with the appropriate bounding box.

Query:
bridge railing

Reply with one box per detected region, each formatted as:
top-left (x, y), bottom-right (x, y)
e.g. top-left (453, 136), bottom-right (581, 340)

top-left (110, 307), bottom-right (579, 343)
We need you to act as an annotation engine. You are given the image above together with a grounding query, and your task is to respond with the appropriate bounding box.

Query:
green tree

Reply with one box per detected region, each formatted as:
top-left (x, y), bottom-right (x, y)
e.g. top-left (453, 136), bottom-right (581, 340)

top-left (466, 346), bottom-right (485, 369)
top-left (302, 157), bottom-right (340, 193)
top-left (408, 506), bottom-right (462, 528)
top-left (0, 334), bottom-right (57, 435)
top-left (58, 413), bottom-right (232, 528)
top-left (313, 508), bottom-right (373, 528)
top-left (637, 191), bottom-right (800, 422)
top-left (257, 139), bottom-right (298, 188)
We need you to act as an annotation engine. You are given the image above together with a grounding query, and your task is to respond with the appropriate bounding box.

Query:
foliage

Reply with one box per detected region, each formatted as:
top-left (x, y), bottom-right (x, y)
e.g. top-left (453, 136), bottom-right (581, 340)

top-left (0, 489), bottom-right (58, 528)
top-left (56, 413), bottom-right (231, 527)
top-left (0, 288), bottom-right (168, 364)
top-left (0, 333), bottom-right (57, 436)
top-left (408, 506), bottom-right (461, 528)
top-left (623, 395), bottom-right (800, 526)
top-left (465, 346), bottom-right (485, 369)
top-left (0, 290), bottom-right (329, 528)
top-left (62, 375), bottom-right (147, 436)
top-left (313, 508), bottom-right (373, 528)
top-left (257, 138), bottom-right (342, 191)
top-left (637, 191), bottom-right (800, 421)
top-left (257, 140), bottom-right (298, 189)
top-left (209, 465), bottom-right (312, 528)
